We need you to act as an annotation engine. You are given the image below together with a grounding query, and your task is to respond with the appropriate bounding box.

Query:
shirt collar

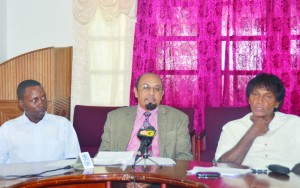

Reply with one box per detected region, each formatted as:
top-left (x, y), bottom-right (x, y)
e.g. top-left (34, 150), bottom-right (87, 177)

top-left (21, 112), bottom-right (48, 125)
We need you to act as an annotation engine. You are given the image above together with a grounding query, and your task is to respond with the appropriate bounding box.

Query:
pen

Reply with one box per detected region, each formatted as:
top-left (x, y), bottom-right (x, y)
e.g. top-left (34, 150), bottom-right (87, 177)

top-left (252, 169), bottom-right (267, 174)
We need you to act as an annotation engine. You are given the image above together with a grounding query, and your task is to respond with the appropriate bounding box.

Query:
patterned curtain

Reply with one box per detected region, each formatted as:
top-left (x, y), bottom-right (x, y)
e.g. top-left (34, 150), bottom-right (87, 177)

top-left (130, 0), bottom-right (300, 132)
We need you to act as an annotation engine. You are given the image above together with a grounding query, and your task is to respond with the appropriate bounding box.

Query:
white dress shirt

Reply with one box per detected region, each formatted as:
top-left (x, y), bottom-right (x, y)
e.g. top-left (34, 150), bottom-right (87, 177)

top-left (0, 113), bottom-right (80, 164)
top-left (215, 112), bottom-right (300, 169)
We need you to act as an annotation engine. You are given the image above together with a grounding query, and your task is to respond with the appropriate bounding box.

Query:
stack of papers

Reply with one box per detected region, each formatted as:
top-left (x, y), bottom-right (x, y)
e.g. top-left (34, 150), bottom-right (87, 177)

top-left (93, 151), bottom-right (135, 165)
top-left (187, 166), bottom-right (252, 177)
top-left (93, 151), bottom-right (176, 166)
top-left (128, 157), bottom-right (176, 166)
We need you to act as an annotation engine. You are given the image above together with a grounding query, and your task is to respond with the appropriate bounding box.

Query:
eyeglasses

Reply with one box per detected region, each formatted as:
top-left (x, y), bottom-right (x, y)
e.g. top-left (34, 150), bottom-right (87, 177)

top-left (141, 84), bottom-right (163, 93)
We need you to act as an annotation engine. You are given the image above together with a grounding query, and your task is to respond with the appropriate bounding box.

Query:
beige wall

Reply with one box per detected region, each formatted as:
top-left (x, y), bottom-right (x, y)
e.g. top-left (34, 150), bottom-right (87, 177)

top-left (0, 0), bottom-right (73, 63)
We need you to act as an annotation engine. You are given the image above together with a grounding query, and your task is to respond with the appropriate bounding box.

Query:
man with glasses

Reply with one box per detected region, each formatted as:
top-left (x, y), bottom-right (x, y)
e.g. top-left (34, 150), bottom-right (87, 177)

top-left (98, 73), bottom-right (193, 161)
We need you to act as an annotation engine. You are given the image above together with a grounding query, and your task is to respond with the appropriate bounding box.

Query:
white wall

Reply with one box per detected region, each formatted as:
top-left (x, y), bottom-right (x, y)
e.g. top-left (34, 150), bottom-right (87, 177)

top-left (0, 0), bottom-right (73, 63)
top-left (0, 0), bottom-right (7, 63)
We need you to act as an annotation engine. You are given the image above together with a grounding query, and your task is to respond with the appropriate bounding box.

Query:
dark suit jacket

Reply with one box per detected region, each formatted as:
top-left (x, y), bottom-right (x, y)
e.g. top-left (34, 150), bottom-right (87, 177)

top-left (99, 105), bottom-right (193, 160)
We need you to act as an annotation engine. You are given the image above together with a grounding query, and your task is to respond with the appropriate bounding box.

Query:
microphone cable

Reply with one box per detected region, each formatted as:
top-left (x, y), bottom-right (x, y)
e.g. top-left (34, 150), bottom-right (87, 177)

top-left (0, 165), bottom-right (73, 180)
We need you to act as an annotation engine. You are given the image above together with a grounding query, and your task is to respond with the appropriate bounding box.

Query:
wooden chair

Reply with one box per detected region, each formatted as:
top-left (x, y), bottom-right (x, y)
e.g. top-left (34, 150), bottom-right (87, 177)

top-left (198, 107), bottom-right (251, 162)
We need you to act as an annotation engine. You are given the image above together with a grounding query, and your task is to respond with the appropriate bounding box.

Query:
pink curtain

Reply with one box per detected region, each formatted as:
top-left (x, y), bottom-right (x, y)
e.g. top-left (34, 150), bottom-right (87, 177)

top-left (130, 0), bottom-right (300, 133)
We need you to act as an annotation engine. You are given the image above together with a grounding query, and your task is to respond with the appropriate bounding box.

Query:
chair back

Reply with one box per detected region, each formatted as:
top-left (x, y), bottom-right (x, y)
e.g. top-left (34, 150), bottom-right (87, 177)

top-left (177, 107), bottom-right (196, 159)
top-left (73, 105), bottom-right (122, 157)
top-left (177, 107), bottom-right (195, 136)
top-left (201, 107), bottom-right (251, 161)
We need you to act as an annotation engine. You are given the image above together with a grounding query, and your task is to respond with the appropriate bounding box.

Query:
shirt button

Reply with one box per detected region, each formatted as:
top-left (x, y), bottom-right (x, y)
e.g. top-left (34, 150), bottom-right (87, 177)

top-left (265, 143), bottom-right (267, 146)
top-left (265, 154), bottom-right (268, 157)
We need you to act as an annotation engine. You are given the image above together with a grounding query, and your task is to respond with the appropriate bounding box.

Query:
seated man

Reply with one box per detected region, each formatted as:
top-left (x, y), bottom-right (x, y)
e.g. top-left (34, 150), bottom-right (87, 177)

top-left (98, 72), bottom-right (193, 161)
top-left (215, 73), bottom-right (300, 169)
top-left (0, 80), bottom-right (80, 164)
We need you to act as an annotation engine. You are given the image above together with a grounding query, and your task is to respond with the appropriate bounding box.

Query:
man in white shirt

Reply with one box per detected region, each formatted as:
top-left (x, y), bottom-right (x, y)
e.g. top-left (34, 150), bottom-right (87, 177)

top-left (0, 80), bottom-right (80, 164)
top-left (215, 73), bottom-right (300, 169)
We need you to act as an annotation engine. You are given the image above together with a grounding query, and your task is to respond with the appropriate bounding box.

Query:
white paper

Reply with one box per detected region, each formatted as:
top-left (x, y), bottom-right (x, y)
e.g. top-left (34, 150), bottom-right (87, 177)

top-left (93, 151), bottom-right (135, 165)
top-left (187, 166), bottom-right (252, 177)
top-left (126, 157), bottom-right (176, 166)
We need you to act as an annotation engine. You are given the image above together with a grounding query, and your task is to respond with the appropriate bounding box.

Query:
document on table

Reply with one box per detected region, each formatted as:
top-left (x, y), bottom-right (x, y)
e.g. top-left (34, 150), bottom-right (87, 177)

top-left (126, 157), bottom-right (176, 166)
top-left (93, 151), bottom-right (135, 165)
top-left (187, 166), bottom-right (252, 177)
top-left (93, 151), bottom-right (175, 166)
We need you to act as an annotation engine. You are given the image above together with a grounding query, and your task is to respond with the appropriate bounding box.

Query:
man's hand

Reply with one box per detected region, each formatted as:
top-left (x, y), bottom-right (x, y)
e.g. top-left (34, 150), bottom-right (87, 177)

top-left (249, 115), bottom-right (271, 138)
top-left (218, 114), bottom-right (273, 165)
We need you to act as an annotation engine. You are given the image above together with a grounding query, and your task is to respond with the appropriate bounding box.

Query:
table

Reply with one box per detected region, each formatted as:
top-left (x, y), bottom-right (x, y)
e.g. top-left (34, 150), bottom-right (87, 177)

top-left (1, 160), bottom-right (300, 188)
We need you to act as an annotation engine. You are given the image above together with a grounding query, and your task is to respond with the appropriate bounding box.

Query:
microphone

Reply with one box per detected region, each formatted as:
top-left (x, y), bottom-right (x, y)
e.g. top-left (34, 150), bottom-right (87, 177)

top-left (134, 126), bottom-right (156, 162)
top-left (145, 103), bottom-right (157, 110)
top-left (137, 126), bottom-right (156, 140)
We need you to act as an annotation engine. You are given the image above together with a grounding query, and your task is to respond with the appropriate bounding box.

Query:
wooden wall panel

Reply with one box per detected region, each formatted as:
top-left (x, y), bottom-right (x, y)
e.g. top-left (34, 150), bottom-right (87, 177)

top-left (0, 47), bottom-right (72, 126)
top-left (0, 100), bottom-right (22, 125)
top-left (53, 97), bottom-right (71, 120)
top-left (54, 47), bottom-right (72, 98)
top-left (0, 48), bottom-right (54, 100)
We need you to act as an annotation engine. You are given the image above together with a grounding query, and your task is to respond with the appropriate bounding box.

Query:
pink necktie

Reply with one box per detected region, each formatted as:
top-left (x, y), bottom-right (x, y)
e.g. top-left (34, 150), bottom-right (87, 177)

top-left (142, 111), bottom-right (151, 129)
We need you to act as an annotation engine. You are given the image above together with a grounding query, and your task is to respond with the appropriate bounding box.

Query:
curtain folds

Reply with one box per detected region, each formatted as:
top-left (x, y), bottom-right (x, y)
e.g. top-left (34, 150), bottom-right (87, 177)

top-left (71, 0), bottom-right (137, 120)
top-left (73, 0), bottom-right (136, 24)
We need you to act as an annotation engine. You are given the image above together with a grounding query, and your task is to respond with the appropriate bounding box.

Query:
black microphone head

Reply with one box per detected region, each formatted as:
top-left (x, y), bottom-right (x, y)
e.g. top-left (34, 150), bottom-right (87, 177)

top-left (145, 103), bottom-right (157, 110)
top-left (137, 128), bottom-right (145, 141)
top-left (135, 126), bottom-right (156, 161)
top-left (137, 126), bottom-right (156, 151)
top-left (137, 127), bottom-right (156, 139)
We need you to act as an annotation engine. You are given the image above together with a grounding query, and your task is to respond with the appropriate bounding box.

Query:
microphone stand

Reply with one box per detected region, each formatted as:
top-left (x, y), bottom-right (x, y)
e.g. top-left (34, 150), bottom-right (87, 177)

top-left (132, 139), bottom-right (161, 170)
